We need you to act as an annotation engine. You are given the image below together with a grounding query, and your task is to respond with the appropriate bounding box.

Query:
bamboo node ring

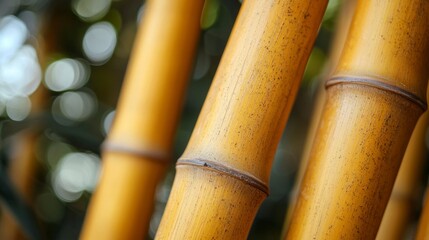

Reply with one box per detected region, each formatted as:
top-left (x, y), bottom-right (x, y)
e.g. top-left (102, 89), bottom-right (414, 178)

top-left (102, 141), bottom-right (170, 163)
top-left (177, 158), bottom-right (269, 195)
top-left (326, 76), bottom-right (427, 111)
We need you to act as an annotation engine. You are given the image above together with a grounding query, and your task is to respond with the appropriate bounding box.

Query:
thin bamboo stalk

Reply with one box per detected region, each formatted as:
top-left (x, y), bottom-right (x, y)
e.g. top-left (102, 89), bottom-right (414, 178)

top-left (376, 85), bottom-right (429, 239)
top-left (417, 187), bottom-right (429, 240)
top-left (80, 1), bottom-right (204, 239)
top-left (286, 0), bottom-right (429, 239)
top-left (0, 132), bottom-right (41, 240)
top-left (155, 0), bottom-right (328, 239)
top-left (282, 0), bottom-right (356, 233)
top-left (0, 12), bottom-right (54, 239)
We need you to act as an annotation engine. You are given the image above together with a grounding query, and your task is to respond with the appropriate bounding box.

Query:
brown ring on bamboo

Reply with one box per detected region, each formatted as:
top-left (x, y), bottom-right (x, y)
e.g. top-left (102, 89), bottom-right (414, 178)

top-left (177, 158), bottom-right (269, 196)
top-left (326, 75), bottom-right (427, 111)
top-left (102, 141), bottom-right (170, 163)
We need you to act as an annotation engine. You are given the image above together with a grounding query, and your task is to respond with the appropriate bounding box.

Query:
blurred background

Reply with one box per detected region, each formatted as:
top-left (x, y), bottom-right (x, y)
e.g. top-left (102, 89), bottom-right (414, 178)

top-left (0, 0), bottom-right (426, 239)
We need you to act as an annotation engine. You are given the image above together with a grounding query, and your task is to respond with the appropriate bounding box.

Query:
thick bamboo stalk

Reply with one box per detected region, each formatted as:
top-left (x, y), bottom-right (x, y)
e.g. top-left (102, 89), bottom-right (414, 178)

top-left (417, 187), bottom-right (429, 240)
top-left (282, 0), bottom-right (356, 233)
top-left (80, 1), bottom-right (204, 239)
top-left (376, 85), bottom-right (429, 239)
top-left (155, 0), bottom-right (328, 239)
top-left (286, 0), bottom-right (429, 239)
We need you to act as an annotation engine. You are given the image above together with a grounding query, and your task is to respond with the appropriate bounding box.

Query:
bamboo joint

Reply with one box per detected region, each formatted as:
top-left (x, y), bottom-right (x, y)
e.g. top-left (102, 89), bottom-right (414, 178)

top-left (177, 158), bottom-right (269, 195)
top-left (102, 141), bottom-right (170, 163)
top-left (326, 75), bottom-right (427, 110)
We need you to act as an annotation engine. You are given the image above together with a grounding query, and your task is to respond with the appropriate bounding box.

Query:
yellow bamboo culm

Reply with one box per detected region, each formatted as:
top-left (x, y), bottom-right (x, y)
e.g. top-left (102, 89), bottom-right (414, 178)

top-left (80, 1), bottom-right (204, 239)
top-left (155, 0), bottom-right (328, 239)
top-left (0, 92), bottom-right (45, 238)
top-left (376, 85), bottom-right (429, 240)
top-left (417, 186), bottom-right (429, 240)
top-left (282, 0), bottom-right (357, 233)
top-left (0, 14), bottom-right (54, 239)
top-left (286, 0), bottom-right (429, 239)
top-left (0, 84), bottom-right (47, 240)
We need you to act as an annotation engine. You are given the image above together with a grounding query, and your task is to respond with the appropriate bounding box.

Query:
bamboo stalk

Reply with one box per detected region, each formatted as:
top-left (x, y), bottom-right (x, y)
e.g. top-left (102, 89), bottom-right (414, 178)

top-left (0, 77), bottom-right (47, 240)
top-left (0, 11), bottom-right (54, 239)
top-left (376, 85), bottom-right (429, 239)
top-left (80, 1), bottom-right (204, 239)
top-left (282, 0), bottom-right (356, 233)
top-left (0, 132), bottom-right (41, 240)
top-left (155, 0), bottom-right (328, 239)
top-left (286, 0), bottom-right (429, 239)
top-left (417, 187), bottom-right (429, 240)
top-left (0, 91), bottom-right (45, 240)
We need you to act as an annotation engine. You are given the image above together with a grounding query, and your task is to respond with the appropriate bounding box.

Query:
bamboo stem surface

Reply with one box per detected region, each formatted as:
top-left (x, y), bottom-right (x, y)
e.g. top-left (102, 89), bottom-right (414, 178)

top-left (156, 0), bottom-right (328, 239)
top-left (376, 86), bottom-right (429, 239)
top-left (80, 1), bottom-right (203, 239)
top-left (417, 186), bottom-right (429, 240)
top-left (286, 0), bottom-right (429, 239)
top-left (283, 0), bottom-right (356, 233)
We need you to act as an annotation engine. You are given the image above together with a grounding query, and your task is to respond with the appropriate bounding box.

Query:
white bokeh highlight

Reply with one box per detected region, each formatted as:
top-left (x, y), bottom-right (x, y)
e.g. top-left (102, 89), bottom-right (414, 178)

top-left (83, 22), bottom-right (117, 63)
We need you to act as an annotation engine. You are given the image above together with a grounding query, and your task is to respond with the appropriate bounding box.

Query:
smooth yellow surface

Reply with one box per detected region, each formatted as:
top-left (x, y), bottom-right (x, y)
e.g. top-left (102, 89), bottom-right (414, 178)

top-left (156, 0), bottom-right (327, 239)
top-left (283, 0), bottom-right (356, 233)
top-left (417, 189), bottom-right (429, 240)
top-left (336, 0), bottom-right (429, 100)
top-left (377, 88), bottom-right (429, 240)
top-left (156, 167), bottom-right (265, 239)
top-left (376, 195), bottom-right (414, 240)
top-left (81, 153), bottom-right (165, 240)
top-left (287, 0), bottom-right (429, 239)
top-left (181, 0), bottom-right (328, 185)
top-left (80, 0), bottom-right (203, 239)
top-left (287, 85), bottom-right (422, 239)
top-left (109, 0), bottom-right (203, 151)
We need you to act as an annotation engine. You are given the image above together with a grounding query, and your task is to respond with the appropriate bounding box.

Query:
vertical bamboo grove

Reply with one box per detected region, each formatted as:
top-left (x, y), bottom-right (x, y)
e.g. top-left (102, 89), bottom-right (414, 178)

top-left (155, 0), bottom-right (328, 239)
top-left (287, 0), bottom-right (429, 239)
top-left (80, 1), bottom-right (204, 239)
top-left (376, 85), bottom-right (429, 239)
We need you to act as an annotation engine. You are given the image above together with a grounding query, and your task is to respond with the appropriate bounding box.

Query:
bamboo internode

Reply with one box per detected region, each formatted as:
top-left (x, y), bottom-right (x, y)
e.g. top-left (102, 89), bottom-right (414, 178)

top-left (286, 0), bottom-right (429, 239)
top-left (156, 0), bottom-right (328, 239)
top-left (376, 86), bottom-right (429, 239)
top-left (417, 187), bottom-right (429, 240)
top-left (80, 0), bottom-right (204, 239)
top-left (282, 0), bottom-right (356, 233)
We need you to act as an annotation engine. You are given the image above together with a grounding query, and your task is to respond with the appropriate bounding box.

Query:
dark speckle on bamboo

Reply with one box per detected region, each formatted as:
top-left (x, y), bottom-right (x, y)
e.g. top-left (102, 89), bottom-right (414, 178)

top-left (156, 0), bottom-right (328, 239)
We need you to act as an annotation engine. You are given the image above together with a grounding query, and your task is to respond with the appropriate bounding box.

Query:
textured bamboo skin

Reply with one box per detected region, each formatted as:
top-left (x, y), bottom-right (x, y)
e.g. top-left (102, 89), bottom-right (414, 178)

top-left (80, 0), bottom-right (203, 239)
top-left (282, 0), bottom-right (357, 233)
top-left (286, 0), bottom-right (429, 239)
top-left (156, 0), bottom-right (328, 239)
top-left (376, 87), bottom-right (429, 240)
top-left (417, 189), bottom-right (429, 240)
